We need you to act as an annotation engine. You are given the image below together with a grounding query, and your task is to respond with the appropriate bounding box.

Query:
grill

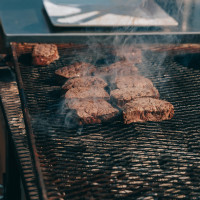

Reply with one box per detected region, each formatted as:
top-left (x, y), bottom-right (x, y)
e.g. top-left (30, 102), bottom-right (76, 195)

top-left (5, 43), bottom-right (200, 199)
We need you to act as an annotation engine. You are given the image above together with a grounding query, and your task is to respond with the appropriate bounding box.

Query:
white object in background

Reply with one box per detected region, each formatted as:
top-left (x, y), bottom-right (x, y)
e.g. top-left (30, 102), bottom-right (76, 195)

top-left (43, 0), bottom-right (178, 27)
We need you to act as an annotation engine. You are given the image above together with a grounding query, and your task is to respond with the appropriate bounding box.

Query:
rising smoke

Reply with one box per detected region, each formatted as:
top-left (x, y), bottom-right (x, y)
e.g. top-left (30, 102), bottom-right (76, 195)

top-left (59, 0), bottom-right (185, 128)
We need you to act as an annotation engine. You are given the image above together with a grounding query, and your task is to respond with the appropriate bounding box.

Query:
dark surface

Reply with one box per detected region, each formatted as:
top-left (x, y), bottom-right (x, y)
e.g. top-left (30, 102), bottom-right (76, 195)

top-left (0, 73), bottom-right (40, 200)
top-left (1, 0), bottom-right (200, 45)
top-left (12, 44), bottom-right (200, 199)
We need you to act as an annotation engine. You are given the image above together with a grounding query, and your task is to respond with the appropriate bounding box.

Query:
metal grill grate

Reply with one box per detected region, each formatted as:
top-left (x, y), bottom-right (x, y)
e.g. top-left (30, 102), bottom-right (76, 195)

top-left (0, 81), bottom-right (40, 200)
top-left (12, 43), bottom-right (200, 199)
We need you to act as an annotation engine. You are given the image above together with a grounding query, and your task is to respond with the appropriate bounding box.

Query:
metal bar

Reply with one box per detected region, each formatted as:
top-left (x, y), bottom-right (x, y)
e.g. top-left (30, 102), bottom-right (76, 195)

top-left (5, 134), bottom-right (21, 200)
top-left (10, 43), bottom-right (48, 200)
top-left (0, 81), bottom-right (40, 200)
top-left (0, 96), bottom-right (25, 200)
top-left (4, 33), bottom-right (200, 47)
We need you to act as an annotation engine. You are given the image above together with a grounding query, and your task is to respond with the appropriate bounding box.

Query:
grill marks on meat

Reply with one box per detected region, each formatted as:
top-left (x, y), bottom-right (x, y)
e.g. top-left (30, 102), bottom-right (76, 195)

top-left (67, 99), bottom-right (119, 124)
top-left (115, 75), bottom-right (154, 89)
top-left (62, 76), bottom-right (108, 90)
top-left (110, 86), bottom-right (160, 107)
top-left (55, 62), bottom-right (96, 78)
top-left (32, 44), bottom-right (59, 66)
top-left (97, 60), bottom-right (138, 77)
top-left (123, 98), bottom-right (174, 123)
top-left (65, 87), bottom-right (110, 100)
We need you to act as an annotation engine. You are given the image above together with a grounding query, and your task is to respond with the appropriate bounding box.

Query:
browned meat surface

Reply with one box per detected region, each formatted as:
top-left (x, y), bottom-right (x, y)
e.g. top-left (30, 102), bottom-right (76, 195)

top-left (55, 62), bottom-right (96, 78)
top-left (123, 98), bottom-right (174, 123)
top-left (32, 44), bottom-right (59, 66)
top-left (110, 86), bottom-right (159, 107)
top-left (115, 75), bottom-right (154, 89)
top-left (65, 87), bottom-right (109, 100)
top-left (96, 60), bottom-right (138, 76)
top-left (114, 48), bottom-right (142, 63)
top-left (67, 99), bottom-right (119, 124)
top-left (62, 76), bottom-right (108, 90)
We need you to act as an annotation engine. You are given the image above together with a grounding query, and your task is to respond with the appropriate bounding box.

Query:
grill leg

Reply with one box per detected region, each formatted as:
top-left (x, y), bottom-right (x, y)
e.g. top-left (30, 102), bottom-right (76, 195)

top-left (4, 135), bottom-right (21, 200)
top-left (0, 106), bottom-right (22, 200)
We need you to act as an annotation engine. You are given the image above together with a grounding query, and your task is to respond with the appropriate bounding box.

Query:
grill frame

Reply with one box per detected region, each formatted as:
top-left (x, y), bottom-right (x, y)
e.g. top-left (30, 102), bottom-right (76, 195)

top-left (9, 42), bottom-right (200, 199)
top-left (11, 44), bottom-right (49, 200)
top-left (0, 80), bottom-right (40, 200)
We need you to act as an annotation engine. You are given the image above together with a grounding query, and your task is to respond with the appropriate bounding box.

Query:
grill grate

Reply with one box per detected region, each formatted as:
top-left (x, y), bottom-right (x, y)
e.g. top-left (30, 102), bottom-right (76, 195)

top-left (12, 43), bottom-right (200, 199)
top-left (0, 81), bottom-right (40, 200)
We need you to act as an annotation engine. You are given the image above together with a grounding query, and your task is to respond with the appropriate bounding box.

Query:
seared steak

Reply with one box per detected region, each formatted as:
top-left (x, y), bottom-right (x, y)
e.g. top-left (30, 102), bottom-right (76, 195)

top-left (55, 62), bottom-right (96, 78)
top-left (62, 76), bottom-right (108, 90)
top-left (115, 75), bottom-right (154, 89)
top-left (65, 87), bottom-right (109, 100)
top-left (123, 97), bottom-right (174, 123)
top-left (97, 60), bottom-right (138, 76)
top-left (110, 86), bottom-right (159, 107)
top-left (67, 99), bottom-right (119, 124)
top-left (32, 44), bottom-right (59, 66)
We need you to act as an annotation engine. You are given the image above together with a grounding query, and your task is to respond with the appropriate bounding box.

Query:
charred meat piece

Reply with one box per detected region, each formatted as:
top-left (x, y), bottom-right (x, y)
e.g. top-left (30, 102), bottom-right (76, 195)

top-left (97, 60), bottom-right (138, 76)
top-left (67, 99), bottom-right (119, 124)
top-left (62, 76), bottom-right (108, 90)
top-left (55, 62), bottom-right (96, 78)
top-left (123, 98), bottom-right (174, 123)
top-left (114, 48), bottom-right (142, 63)
top-left (32, 44), bottom-right (59, 66)
top-left (115, 75), bottom-right (154, 89)
top-left (111, 86), bottom-right (159, 107)
top-left (65, 87), bottom-right (109, 100)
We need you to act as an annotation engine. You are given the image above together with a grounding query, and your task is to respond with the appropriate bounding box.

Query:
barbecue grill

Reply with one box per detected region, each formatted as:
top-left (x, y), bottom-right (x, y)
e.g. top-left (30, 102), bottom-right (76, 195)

top-left (1, 42), bottom-right (200, 199)
top-left (1, 0), bottom-right (200, 200)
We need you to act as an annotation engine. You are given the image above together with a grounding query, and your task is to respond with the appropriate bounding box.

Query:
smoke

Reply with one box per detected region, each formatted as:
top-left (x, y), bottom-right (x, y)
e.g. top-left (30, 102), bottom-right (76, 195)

top-left (76, 126), bottom-right (83, 135)
top-left (57, 1), bottom-right (185, 127)
top-left (57, 98), bottom-right (79, 129)
top-left (64, 109), bottom-right (79, 128)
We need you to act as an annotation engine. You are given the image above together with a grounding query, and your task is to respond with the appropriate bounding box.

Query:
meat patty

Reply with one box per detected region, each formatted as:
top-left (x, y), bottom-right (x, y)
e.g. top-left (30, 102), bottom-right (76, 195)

top-left (65, 87), bottom-right (109, 100)
top-left (55, 62), bottom-right (96, 78)
top-left (123, 98), bottom-right (174, 123)
top-left (32, 44), bottom-right (59, 66)
top-left (115, 75), bottom-right (154, 89)
top-left (67, 99), bottom-right (119, 124)
top-left (114, 48), bottom-right (142, 64)
top-left (97, 60), bottom-right (138, 77)
top-left (62, 76), bottom-right (108, 90)
top-left (110, 86), bottom-right (159, 107)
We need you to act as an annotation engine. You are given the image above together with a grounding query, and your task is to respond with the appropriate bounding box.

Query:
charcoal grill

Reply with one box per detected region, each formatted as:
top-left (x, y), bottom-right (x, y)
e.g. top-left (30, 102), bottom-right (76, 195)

top-left (1, 42), bottom-right (199, 199)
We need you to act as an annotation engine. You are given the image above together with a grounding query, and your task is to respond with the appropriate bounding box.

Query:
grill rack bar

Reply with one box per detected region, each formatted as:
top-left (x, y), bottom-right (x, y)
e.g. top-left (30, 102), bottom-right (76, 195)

top-left (11, 43), bottom-right (48, 200)
top-left (0, 80), bottom-right (39, 200)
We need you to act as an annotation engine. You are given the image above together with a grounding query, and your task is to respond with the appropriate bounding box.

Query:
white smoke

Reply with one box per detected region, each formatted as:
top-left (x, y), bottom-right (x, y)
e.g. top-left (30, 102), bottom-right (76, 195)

top-left (58, 1), bottom-right (185, 127)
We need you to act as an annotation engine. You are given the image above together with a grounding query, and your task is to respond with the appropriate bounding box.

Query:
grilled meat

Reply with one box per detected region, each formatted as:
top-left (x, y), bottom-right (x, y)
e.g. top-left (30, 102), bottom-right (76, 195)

top-left (123, 97), bottom-right (174, 123)
top-left (97, 60), bottom-right (138, 77)
top-left (114, 48), bottom-right (142, 63)
top-left (32, 44), bottom-right (59, 66)
top-left (62, 76), bottom-right (108, 90)
top-left (55, 62), bottom-right (96, 78)
top-left (65, 87), bottom-right (109, 100)
top-left (67, 99), bottom-right (119, 124)
top-left (110, 86), bottom-right (159, 107)
top-left (115, 75), bottom-right (154, 89)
